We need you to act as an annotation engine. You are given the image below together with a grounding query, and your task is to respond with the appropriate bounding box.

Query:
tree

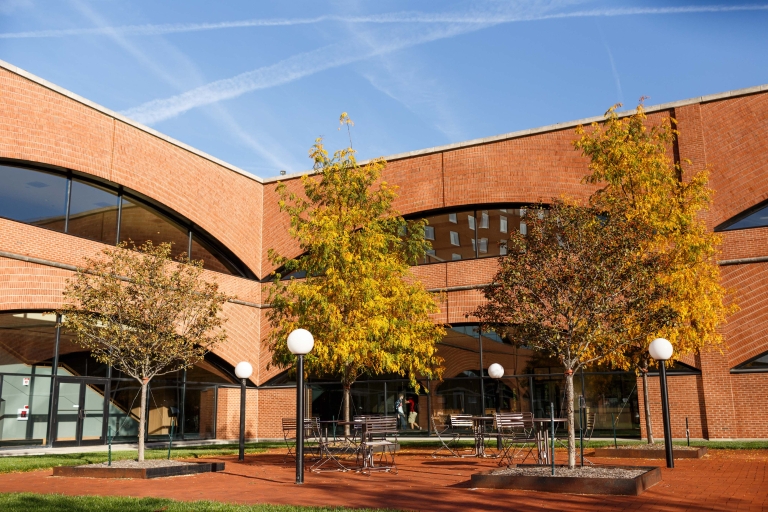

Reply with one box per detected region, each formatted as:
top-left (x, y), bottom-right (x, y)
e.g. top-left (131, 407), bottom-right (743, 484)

top-left (574, 103), bottom-right (737, 443)
top-left (266, 133), bottom-right (445, 429)
top-left (58, 242), bottom-right (230, 460)
top-left (475, 200), bottom-right (672, 468)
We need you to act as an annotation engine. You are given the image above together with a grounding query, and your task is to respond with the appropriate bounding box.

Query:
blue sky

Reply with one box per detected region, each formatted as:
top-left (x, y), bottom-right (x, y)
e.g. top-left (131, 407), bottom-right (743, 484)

top-left (1, 0), bottom-right (767, 178)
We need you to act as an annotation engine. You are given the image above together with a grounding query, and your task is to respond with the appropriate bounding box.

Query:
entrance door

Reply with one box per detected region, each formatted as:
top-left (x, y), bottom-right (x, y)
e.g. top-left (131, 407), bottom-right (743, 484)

top-left (53, 378), bottom-right (107, 446)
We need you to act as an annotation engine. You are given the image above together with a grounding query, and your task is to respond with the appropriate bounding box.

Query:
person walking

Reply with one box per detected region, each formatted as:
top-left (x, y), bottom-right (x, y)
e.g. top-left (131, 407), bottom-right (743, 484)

top-left (395, 393), bottom-right (407, 430)
top-left (407, 396), bottom-right (420, 429)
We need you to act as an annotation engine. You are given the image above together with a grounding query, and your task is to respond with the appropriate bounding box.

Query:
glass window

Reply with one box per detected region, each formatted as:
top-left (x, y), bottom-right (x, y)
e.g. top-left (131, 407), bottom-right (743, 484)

top-left (421, 210), bottom-right (477, 263)
top-left (0, 374), bottom-right (51, 446)
top-left (423, 226), bottom-right (435, 240)
top-left (720, 203), bottom-right (768, 231)
top-left (478, 209), bottom-right (524, 258)
top-left (66, 179), bottom-right (119, 244)
top-left (734, 352), bottom-right (768, 371)
top-left (0, 313), bottom-right (56, 375)
top-left (0, 165), bottom-right (67, 231)
top-left (119, 197), bottom-right (189, 260)
top-left (190, 233), bottom-right (236, 275)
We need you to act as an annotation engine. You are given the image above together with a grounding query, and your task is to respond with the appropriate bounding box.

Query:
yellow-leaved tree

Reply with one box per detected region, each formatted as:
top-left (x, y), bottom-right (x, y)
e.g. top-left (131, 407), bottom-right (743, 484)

top-left (266, 126), bottom-right (445, 427)
top-left (574, 102), bottom-right (737, 444)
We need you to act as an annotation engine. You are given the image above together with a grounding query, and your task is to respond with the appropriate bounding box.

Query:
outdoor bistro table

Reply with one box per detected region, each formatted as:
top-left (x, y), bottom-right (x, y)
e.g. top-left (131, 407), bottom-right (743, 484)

top-left (311, 420), bottom-right (361, 472)
top-left (470, 416), bottom-right (495, 457)
top-left (533, 417), bottom-right (567, 464)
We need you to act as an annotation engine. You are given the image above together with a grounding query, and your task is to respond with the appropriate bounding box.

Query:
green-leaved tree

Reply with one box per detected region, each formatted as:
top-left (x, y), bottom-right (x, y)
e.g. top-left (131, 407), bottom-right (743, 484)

top-left (266, 133), bottom-right (445, 427)
top-left (475, 200), bottom-right (673, 468)
top-left (58, 242), bottom-right (230, 460)
top-left (574, 103), bottom-right (737, 443)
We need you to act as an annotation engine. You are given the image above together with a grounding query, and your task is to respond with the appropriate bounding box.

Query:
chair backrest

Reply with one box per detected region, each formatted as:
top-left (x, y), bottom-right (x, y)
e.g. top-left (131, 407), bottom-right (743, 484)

top-left (432, 414), bottom-right (450, 429)
top-left (364, 416), bottom-right (398, 437)
top-left (495, 412), bottom-right (533, 431)
top-left (282, 417), bottom-right (318, 431)
top-left (449, 414), bottom-right (474, 429)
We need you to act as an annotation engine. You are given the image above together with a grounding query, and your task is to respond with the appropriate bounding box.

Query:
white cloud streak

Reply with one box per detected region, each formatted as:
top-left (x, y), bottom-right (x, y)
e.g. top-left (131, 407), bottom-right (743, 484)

top-left (69, 0), bottom-right (300, 172)
top-left (120, 22), bottom-right (493, 125)
top-left (2, 4), bottom-right (768, 39)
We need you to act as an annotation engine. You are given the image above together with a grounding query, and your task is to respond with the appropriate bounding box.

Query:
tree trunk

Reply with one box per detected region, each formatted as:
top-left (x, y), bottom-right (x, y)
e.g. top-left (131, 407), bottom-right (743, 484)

top-left (641, 361), bottom-right (654, 444)
top-left (138, 378), bottom-right (148, 461)
top-left (565, 371), bottom-right (576, 469)
top-left (343, 384), bottom-right (351, 437)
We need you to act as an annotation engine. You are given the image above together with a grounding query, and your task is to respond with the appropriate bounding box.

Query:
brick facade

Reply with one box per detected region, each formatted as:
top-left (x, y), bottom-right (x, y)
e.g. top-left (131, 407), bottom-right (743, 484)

top-left (1, 61), bottom-right (768, 440)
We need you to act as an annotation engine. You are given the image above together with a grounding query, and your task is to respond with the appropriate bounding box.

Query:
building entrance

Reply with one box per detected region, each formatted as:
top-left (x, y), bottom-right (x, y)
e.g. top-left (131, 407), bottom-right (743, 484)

top-left (52, 377), bottom-right (107, 446)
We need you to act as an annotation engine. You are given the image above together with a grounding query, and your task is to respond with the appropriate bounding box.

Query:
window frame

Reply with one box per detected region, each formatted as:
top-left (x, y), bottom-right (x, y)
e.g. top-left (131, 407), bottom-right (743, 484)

top-left (0, 161), bottom-right (253, 279)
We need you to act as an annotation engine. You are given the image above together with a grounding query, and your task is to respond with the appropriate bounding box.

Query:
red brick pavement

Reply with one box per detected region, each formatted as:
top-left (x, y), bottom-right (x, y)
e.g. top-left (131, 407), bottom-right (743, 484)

top-left (0, 449), bottom-right (766, 511)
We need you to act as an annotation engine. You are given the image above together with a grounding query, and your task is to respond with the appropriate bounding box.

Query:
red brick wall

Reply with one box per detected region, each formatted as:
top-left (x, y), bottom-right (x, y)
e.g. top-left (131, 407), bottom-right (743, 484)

top-left (4, 62), bottom-right (768, 439)
top-left (215, 387), bottom-right (258, 440)
top-left (637, 374), bottom-right (708, 440)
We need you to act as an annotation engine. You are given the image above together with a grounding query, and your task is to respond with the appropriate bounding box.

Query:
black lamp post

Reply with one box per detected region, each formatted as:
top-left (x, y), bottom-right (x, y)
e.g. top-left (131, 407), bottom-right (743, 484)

top-left (287, 328), bottom-right (315, 485)
top-left (234, 362), bottom-right (253, 462)
top-left (488, 363), bottom-right (504, 451)
top-left (649, 337), bottom-right (674, 469)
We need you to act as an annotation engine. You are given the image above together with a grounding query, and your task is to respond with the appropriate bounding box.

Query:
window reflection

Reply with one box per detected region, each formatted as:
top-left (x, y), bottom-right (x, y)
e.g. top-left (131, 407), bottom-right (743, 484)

top-left (67, 180), bottom-right (119, 244)
top-left (0, 165), bottom-right (67, 231)
top-left (119, 197), bottom-right (189, 260)
top-left (190, 234), bottom-right (236, 276)
top-left (418, 207), bottom-right (525, 264)
top-left (423, 210), bottom-right (476, 263)
top-left (0, 164), bottom-right (248, 277)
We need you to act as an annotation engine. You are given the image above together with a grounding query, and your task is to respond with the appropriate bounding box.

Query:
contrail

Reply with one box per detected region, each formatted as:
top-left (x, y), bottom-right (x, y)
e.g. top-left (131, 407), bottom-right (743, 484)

top-left (2, 4), bottom-right (767, 39)
top-left (120, 23), bottom-right (492, 125)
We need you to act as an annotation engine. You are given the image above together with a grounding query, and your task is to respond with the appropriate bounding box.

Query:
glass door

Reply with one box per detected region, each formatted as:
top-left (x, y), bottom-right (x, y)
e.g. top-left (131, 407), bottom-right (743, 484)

top-left (53, 378), bottom-right (107, 446)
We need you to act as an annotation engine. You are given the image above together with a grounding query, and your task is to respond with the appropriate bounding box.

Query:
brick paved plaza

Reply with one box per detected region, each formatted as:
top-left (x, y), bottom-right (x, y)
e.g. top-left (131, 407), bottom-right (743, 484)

top-left (1, 448), bottom-right (766, 511)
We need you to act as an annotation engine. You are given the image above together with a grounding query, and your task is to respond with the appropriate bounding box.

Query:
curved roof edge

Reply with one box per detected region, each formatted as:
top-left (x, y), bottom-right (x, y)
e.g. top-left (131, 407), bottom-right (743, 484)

top-left (265, 83), bottom-right (768, 184)
top-left (0, 58), bottom-right (264, 185)
top-left (4, 58), bottom-right (765, 187)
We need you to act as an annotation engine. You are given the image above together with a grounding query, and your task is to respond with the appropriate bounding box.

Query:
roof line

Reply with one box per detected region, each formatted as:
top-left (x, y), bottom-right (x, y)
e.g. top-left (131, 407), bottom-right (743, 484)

top-left (3, 58), bottom-right (766, 186)
top-left (263, 83), bottom-right (768, 184)
top-left (0, 58), bottom-right (264, 184)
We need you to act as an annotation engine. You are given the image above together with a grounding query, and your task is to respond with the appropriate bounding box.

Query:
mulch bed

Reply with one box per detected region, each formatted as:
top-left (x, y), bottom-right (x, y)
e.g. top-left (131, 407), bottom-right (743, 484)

top-left (492, 465), bottom-right (646, 478)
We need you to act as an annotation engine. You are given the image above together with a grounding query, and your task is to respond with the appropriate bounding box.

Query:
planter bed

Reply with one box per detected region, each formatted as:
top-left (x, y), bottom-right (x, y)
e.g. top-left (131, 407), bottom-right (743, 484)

top-left (53, 460), bottom-right (225, 479)
top-left (471, 464), bottom-right (661, 495)
top-left (594, 446), bottom-right (707, 459)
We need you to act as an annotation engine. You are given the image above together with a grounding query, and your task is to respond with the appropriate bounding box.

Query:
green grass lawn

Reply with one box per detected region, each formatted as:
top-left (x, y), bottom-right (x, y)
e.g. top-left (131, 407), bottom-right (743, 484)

top-left (1, 438), bottom-right (765, 475)
top-left (0, 442), bottom-right (281, 474)
top-left (0, 493), bottom-right (398, 512)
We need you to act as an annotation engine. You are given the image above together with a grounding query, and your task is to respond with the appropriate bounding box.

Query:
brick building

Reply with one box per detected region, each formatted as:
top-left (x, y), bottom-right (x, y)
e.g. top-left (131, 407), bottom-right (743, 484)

top-left (1, 58), bottom-right (766, 447)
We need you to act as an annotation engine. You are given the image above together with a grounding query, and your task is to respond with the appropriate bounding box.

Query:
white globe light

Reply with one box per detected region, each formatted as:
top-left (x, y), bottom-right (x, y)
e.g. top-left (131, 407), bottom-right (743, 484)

top-left (488, 363), bottom-right (505, 379)
top-left (287, 328), bottom-right (315, 355)
top-left (649, 338), bottom-right (674, 361)
top-left (234, 361), bottom-right (253, 380)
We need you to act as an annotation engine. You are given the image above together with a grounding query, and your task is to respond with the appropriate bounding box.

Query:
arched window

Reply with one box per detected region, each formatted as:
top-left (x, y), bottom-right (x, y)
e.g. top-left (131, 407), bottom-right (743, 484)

top-left (716, 199), bottom-right (768, 231)
top-left (0, 163), bottom-right (252, 278)
top-left (409, 206), bottom-right (527, 264)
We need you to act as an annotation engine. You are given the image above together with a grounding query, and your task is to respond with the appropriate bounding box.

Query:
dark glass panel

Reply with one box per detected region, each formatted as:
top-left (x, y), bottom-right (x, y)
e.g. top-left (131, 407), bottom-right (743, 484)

top-left (66, 179), bottom-right (119, 243)
top-left (183, 386), bottom-right (217, 439)
top-left (476, 208), bottom-right (524, 258)
top-left (186, 360), bottom-right (235, 384)
top-left (118, 197), bottom-right (189, 260)
top-left (0, 165), bottom-right (67, 231)
top-left (107, 379), bottom-right (140, 442)
top-left (0, 374), bottom-right (51, 446)
top-left (737, 352), bottom-right (768, 370)
top-left (422, 210), bottom-right (476, 263)
top-left (0, 312), bottom-right (56, 375)
top-left (56, 328), bottom-right (108, 377)
top-left (190, 233), bottom-right (236, 275)
top-left (723, 204), bottom-right (768, 230)
top-left (147, 375), bottom-right (183, 438)
top-left (580, 372), bottom-right (640, 436)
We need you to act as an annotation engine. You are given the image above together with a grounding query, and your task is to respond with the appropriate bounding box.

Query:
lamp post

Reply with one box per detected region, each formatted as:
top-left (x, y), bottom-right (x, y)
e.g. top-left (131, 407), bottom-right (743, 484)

top-left (649, 337), bottom-right (674, 469)
top-left (234, 361), bottom-right (253, 462)
top-left (488, 363), bottom-right (504, 451)
top-left (287, 328), bottom-right (314, 485)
